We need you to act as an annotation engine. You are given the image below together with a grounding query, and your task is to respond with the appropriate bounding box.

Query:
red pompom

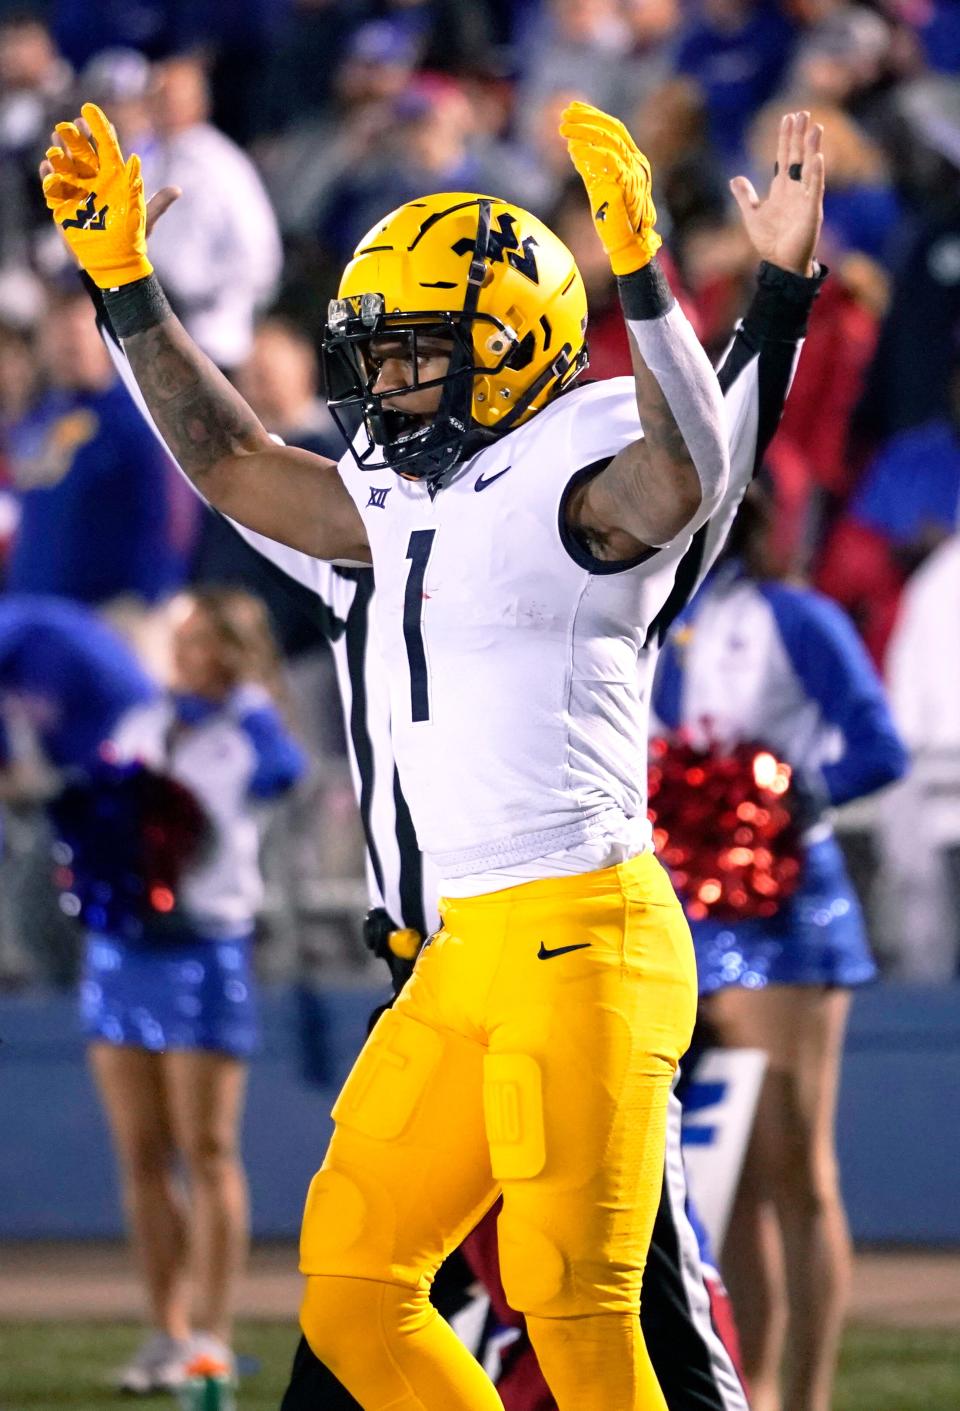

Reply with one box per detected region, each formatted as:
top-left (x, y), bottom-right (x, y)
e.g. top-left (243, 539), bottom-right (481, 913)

top-left (648, 738), bottom-right (802, 921)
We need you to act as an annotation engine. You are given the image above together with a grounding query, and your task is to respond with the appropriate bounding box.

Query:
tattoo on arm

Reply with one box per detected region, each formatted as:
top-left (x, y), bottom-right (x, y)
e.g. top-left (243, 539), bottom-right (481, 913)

top-left (597, 357), bottom-right (700, 544)
top-left (632, 360), bottom-right (692, 469)
top-left (124, 316), bottom-right (271, 485)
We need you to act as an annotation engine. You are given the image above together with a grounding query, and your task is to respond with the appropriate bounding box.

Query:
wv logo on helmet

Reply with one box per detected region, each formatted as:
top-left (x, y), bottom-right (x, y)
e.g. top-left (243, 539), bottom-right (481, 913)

top-left (452, 213), bottom-right (540, 285)
top-left (61, 193), bottom-right (109, 232)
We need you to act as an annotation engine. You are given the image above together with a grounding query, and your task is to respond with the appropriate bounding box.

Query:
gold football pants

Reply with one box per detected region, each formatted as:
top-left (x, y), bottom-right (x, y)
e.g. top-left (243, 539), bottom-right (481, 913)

top-left (299, 852), bottom-right (697, 1410)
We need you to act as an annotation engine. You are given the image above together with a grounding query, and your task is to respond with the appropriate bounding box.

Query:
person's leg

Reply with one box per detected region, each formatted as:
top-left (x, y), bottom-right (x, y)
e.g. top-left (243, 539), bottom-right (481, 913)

top-left (641, 1090), bottom-right (751, 1411)
top-left (462, 1094), bottom-right (751, 1411)
top-left (706, 984), bottom-right (853, 1411)
top-left (163, 1049), bottom-right (249, 1346)
top-left (701, 988), bottom-right (786, 1411)
top-left (87, 1042), bottom-right (190, 1340)
top-left (280, 1248), bottom-right (480, 1410)
top-left (474, 854), bottom-right (697, 1411)
top-left (298, 935), bottom-right (504, 1411)
top-left (717, 1179), bottom-right (785, 1411)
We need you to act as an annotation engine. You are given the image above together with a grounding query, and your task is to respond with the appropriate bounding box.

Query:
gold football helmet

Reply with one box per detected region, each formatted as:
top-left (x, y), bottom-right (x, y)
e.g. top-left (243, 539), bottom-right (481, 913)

top-left (322, 192), bottom-right (589, 479)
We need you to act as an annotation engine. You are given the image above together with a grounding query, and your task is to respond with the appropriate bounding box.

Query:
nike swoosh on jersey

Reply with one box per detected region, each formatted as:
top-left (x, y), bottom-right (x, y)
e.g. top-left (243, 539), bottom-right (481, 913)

top-left (537, 941), bottom-right (592, 960)
top-left (474, 466), bottom-right (512, 492)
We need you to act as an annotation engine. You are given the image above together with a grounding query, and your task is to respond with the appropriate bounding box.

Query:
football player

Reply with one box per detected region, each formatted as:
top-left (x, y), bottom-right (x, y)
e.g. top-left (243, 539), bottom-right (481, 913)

top-left (44, 102), bottom-right (824, 1411)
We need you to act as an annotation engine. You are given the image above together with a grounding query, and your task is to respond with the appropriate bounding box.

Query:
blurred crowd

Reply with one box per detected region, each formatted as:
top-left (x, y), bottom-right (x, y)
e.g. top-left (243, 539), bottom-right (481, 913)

top-left (1, 0), bottom-right (960, 984)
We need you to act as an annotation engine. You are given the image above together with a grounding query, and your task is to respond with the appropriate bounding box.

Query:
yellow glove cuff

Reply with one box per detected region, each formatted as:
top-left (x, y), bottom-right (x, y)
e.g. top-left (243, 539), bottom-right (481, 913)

top-left (98, 251), bottom-right (154, 290)
top-left (606, 227), bottom-right (662, 277)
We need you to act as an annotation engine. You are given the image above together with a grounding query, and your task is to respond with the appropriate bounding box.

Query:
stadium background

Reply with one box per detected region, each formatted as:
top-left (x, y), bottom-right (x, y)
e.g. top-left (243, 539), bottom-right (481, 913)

top-left (1, 0), bottom-right (959, 1406)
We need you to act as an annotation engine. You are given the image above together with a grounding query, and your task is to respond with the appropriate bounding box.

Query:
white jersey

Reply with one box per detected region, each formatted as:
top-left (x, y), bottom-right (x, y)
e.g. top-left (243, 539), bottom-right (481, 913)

top-left (338, 378), bottom-right (720, 888)
top-left (94, 272), bottom-right (805, 918)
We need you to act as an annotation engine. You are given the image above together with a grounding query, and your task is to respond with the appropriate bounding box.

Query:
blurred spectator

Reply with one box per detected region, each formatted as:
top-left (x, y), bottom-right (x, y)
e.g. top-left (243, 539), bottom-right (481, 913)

top-left (190, 0), bottom-right (294, 146)
top-left (0, 594), bottom-right (157, 778)
top-left (856, 76), bottom-right (960, 441)
top-left (816, 352), bottom-right (960, 660)
top-left (4, 284), bottom-right (196, 606)
top-left (257, 1), bottom-right (379, 138)
top-left (786, 4), bottom-right (895, 132)
top-left (520, 0), bottom-right (673, 128)
top-left (80, 45), bottom-right (154, 150)
top-left (235, 317), bottom-right (339, 456)
top-left (373, 0), bottom-right (497, 77)
top-left (0, 594), bottom-right (158, 986)
top-left (632, 76), bottom-right (728, 244)
top-left (316, 75), bottom-right (505, 260)
top-left (674, 0), bottom-right (795, 163)
top-left (74, 587), bottom-right (304, 1393)
top-left (256, 19), bottom-right (420, 237)
top-left (0, 315), bottom-right (36, 427)
top-left (0, 11), bottom-right (72, 266)
top-left (914, 0), bottom-right (960, 73)
top-left (140, 54), bottom-right (282, 372)
top-left (477, 86), bottom-right (590, 219)
top-left (879, 534), bottom-right (960, 977)
top-left (51, 0), bottom-right (180, 68)
top-left (0, 317), bottom-right (36, 565)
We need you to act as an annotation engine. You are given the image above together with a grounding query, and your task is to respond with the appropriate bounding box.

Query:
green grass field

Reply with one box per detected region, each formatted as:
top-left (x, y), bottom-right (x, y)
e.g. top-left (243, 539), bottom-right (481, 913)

top-left (0, 1321), bottom-right (958, 1409)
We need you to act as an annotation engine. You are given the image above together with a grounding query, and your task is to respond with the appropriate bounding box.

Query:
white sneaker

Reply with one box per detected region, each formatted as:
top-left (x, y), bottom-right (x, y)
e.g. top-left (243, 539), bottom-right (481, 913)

top-left (184, 1332), bottom-right (236, 1380)
top-left (115, 1332), bottom-right (191, 1394)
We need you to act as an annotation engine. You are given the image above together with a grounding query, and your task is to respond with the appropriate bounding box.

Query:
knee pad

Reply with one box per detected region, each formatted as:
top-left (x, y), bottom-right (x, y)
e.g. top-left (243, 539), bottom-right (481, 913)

top-left (299, 1273), bottom-right (431, 1369)
top-left (300, 1167), bottom-right (371, 1273)
top-left (499, 1209), bottom-right (641, 1319)
top-left (497, 1208), bottom-right (568, 1315)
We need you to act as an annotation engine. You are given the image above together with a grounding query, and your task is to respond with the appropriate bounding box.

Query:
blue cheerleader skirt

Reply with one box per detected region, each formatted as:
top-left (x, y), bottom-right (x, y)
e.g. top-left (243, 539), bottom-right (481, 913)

top-left (692, 834), bottom-right (877, 996)
top-left (80, 928), bottom-right (259, 1059)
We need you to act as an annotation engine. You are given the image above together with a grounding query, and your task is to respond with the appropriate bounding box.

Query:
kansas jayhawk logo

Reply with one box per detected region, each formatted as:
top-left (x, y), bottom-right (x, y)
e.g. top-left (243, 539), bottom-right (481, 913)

top-left (61, 193), bottom-right (109, 232)
top-left (452, 213), bottom-right (540, 285)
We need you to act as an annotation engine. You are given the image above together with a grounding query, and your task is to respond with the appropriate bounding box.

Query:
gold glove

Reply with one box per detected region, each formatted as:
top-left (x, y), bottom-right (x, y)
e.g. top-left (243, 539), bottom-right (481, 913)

top-left (42, 102), bottom-right (152, 289)
top-left (559, 100), bottom-right (661, 275)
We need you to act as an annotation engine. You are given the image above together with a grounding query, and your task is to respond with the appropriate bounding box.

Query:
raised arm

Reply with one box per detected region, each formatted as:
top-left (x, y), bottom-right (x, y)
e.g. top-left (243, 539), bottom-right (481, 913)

top-left (644, 113), bottom-right (827, 645)
top-left (41, 103), bottom-right (370, 565)
top-left (559, 101), bottom-right (729, 561)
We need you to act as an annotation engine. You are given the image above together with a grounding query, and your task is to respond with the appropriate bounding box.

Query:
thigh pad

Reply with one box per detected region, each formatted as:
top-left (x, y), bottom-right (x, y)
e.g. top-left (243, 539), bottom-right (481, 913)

top-left (483, 1052), bottom-right (545, 1180)
top-left (332, 1008), bottom-right (444, 1142)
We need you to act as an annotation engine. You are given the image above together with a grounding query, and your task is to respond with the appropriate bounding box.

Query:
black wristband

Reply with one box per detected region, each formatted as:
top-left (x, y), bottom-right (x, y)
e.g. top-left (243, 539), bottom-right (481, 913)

top-left (616, 259), bottom-right (676, 321)
top-left (101, 273), bottom-right (172, 340)
top-left (744, 260), bottom-right (828, 342)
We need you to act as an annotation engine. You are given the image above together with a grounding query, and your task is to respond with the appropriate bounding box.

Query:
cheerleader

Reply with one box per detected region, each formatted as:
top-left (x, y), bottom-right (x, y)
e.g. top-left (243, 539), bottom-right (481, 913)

top-left (652, 484), bottom-right (907, 1411)
top-left (78, 588), bottom-right (305, 1393)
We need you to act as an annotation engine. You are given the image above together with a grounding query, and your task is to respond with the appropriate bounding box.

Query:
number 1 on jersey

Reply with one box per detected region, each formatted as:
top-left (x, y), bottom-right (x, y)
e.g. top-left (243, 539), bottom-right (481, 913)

top-left (403, 529), bottom-right (436, 722)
